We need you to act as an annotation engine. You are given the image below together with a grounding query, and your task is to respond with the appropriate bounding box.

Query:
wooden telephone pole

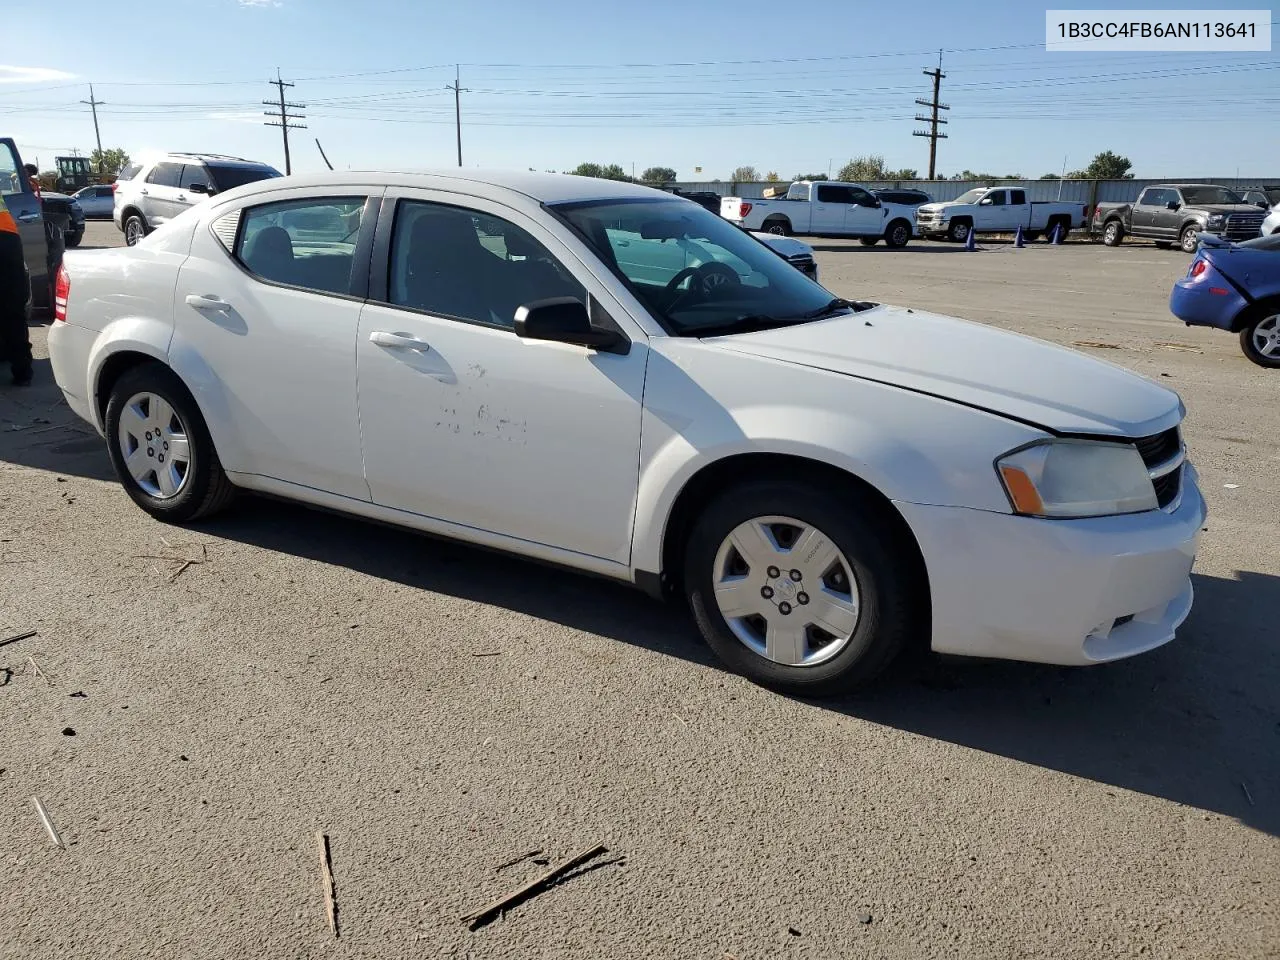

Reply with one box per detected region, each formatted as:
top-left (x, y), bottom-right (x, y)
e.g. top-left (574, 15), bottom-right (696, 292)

top-left (81, 85), bottom-right (106, 171)
top-left (445, 65), bottom-right (469, 167)
top-left (264, 69), bottom-right (306, 175)
top-left (913, 51), bottom-right (949, 180)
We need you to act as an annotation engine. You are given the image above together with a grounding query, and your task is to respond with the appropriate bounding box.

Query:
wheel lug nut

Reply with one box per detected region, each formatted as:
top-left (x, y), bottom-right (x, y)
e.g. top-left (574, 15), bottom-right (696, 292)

top-left (778, 602), bottom-right (792, 615)
top-left (789, 569), bottom-right (802, 582)
top-left (797, 592), bottom-right (809, 605)
top-left (767, 566), bottom-right (780, 578)
top-left (761, 586), bottom-right (774, 599)
top-left (145, 431), bottom-right (152, 441)
top-left (158, 454), bottom-right (164, 463)
top-left (146, 447), bottom-right (154, 457)
top-left (163, 441), bottom-right (169, 450)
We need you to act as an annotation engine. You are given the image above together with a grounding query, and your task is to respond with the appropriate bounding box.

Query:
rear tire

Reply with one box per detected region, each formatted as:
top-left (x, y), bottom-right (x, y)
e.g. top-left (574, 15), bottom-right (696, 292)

top-left (762, 217), bottom-right (791, 237)
top-left (64, 230), bottom-right (82, 249)
top-left (1102, 220), bottom-right (1124, 246)
top-left (684, 480), bottom-right (921, 696)
top-left (104, 362), bottom-right (236, 522)
top-left (123, 213), bottom-right (148, 247)
top-left (883, 219), bottom-right (911, 248)
top-left (1239, 303), bottom-right (1280, 368)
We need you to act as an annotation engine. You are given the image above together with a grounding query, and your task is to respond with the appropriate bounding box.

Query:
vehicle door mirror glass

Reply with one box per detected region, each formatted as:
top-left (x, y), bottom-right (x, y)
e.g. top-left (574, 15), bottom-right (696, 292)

top-left (187, 182), bottom-right (209, 195)
top-left (1166, 200), bottom-right (1179, 210)
top-left (979, 197), bottom-right (993, 206)
top-left (514, 297), bottom-right (622, 351)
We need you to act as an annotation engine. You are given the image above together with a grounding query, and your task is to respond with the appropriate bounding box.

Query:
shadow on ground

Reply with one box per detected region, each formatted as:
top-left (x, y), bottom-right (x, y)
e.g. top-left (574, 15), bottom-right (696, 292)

top-left (195, 495), bottom-right (1280, 838)
top-left (3, 375), bottom-right (1276, 835)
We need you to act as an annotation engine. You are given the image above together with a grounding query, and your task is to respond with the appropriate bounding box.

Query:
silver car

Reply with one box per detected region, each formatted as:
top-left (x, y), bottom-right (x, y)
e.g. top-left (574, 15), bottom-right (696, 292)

top-left (71, 184), bottom-right (116, 219)
top-left (1262, 203), bottom-right (1280, 237)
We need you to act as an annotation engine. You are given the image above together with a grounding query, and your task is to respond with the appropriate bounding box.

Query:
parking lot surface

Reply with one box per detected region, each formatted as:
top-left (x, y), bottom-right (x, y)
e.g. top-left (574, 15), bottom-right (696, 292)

top-left (2, 222), bottom-right (1276, 959)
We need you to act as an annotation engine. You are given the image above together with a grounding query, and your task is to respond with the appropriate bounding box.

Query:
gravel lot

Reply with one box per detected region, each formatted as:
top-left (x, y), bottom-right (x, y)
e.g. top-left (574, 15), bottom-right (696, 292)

top-left (3, 221), bottom-right (1277, 959)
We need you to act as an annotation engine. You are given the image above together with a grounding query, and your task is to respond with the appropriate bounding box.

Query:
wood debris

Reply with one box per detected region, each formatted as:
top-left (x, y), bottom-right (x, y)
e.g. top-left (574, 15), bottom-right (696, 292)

top-left (26, 656), bottom-right (52, 686)
top-left (494, 849), bottom-right (543, 873)
top-left (317, 831), bottom-right (339, 938)
top-left (1072, 340), bottom-right (1122, 349)
top-left (132, 543), bottom-right (209, 582)
top-left (0, 629), bottom-right (36, 648)
top-left (32, 796), bottom-right (65, 849)
top-left (461, 842), bottom-right (609, 930)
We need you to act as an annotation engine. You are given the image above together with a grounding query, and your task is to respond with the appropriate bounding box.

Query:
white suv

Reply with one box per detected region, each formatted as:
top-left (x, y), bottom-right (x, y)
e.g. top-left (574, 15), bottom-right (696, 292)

top-left (113, 152), bottom-right (281, 245)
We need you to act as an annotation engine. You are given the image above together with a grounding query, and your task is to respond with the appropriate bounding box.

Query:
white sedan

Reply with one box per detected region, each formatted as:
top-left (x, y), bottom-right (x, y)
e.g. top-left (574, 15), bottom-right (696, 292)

top-left (48, 170), bottom-right (1204, 695)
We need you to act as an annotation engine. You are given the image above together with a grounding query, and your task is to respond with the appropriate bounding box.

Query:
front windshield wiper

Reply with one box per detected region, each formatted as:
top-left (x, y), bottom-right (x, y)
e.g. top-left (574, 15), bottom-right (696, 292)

top-left (692, 314), bottom-right (812, 338)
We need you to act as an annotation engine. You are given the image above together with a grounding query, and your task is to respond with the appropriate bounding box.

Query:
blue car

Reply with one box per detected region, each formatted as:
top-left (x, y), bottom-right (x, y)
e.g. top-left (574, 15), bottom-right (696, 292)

top-left (1170, 232), bottom-right (1280, 367)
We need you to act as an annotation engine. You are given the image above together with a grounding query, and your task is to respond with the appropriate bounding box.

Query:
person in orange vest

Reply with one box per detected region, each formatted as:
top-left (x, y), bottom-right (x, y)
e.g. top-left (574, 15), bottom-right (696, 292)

top-left (0, 202), bottom-right (33, 385)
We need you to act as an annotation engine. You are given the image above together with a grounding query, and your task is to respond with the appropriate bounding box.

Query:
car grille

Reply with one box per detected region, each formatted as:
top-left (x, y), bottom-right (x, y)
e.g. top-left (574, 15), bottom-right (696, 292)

top-left (1224, 212), bottom-right (1264, 241)
top-left (1131, 427), bottom-right (1183, 509)
top-left (916, 211), bottom-right (938, 222)
top-left (787, 254), bottom-right (817, 277)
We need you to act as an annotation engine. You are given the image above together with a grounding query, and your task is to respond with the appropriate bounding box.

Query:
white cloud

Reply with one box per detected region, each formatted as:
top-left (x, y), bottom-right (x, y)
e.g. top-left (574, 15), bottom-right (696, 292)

top-left (0, 65), bottom-right (76, 84)
top-left (238, 0), bottom-right (283, 7)
top-left (206, 111), bottom-right (265, 123)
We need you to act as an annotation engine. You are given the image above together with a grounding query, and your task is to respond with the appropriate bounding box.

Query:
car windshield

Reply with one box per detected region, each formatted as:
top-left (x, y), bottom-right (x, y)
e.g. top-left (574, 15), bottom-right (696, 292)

top-left (953, 188), bottom-right (986, 204)
top-left (206, 164), bottom-right (281, 192)
top-left (1181, 186), bottom-right (1244, 205)
top-left (552, 197), bottom-right (842, 336)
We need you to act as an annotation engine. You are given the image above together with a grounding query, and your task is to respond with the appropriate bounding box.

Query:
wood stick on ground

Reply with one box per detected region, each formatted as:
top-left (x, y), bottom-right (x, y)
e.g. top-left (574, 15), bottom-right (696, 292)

top-left (0, 629), bottom-right (37, 647)
top-left (461, 843), bottom-right (608, 930)
top-left (494, 849), bottom-right (543, 873)
top-left (317, 831), bottom-right (339, 938)
top-left (32, 796), bottom-right (65, 849)
top-left (26, 656), bottom-right (51, 685)
top-left (169, 560), bottom-right (196, 583)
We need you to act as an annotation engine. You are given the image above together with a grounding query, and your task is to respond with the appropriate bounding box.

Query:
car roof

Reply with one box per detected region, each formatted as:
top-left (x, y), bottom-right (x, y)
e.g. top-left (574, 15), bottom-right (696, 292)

top-left (1151, 183), bottom-right (1233, 189)
top-left (235, 169), bottom-right (675, 205)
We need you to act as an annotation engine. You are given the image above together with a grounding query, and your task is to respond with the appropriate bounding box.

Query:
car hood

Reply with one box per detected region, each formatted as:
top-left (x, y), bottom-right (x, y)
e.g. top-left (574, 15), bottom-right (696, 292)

top-left (708, 305), bottom-right (1181, 436)
top-left (751, 232), bottom-right (812, 257)
top-left (1187, 203), bottom-right (1264, 216)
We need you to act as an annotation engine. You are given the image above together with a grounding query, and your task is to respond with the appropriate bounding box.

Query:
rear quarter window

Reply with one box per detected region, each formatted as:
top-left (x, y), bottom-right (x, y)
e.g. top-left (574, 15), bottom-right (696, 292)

top-left (116, 163), bottom-right (142, 181)
top-left (207, 164), bottom-right (282, 192)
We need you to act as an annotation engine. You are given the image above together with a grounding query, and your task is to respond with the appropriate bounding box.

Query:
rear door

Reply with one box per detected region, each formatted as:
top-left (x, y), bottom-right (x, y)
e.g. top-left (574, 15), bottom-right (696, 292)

top-left (141, 161), bottom-right (186, 224)
top-left (1007, 189), bottom-right (1030, 228)
top-left (0, 138), bottom-right (48, 302)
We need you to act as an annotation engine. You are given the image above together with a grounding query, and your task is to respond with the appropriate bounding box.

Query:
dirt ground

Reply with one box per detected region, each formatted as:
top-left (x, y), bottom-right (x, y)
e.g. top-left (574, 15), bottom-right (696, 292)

top-left (1, 222), bottom-right (1276, 959)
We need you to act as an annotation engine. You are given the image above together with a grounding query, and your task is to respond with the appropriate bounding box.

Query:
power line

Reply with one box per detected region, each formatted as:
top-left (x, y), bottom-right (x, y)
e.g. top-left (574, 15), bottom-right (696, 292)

top-left (913, 51), bottom-right (949, 179)
top-left (264, 68), bottom-right (306, 175)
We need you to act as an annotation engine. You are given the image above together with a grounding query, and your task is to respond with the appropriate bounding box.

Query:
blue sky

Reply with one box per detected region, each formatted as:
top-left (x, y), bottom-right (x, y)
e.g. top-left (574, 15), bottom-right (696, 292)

top-left (2, 0), bottom-right (1277, 180)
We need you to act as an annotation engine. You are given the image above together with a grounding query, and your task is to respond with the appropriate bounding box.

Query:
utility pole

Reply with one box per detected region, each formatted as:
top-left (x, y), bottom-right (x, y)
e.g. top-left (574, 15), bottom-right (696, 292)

top-left (445, 65), bottom-right (469, 167)
top-left (913, 50), bottom-right (949, 180)
top-left (81, 84), bottom-right (106, 171)
top-left (264, 69), bottom-right (306, 175)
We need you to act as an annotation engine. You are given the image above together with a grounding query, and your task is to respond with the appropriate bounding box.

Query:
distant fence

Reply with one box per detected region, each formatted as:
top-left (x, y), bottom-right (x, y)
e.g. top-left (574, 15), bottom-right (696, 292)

top-left (670, 177), bottom-right (1278, 206)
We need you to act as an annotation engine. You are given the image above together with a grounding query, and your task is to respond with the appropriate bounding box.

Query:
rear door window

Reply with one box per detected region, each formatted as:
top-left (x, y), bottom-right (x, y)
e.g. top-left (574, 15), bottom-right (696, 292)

top-left (235, 196), bottom-right (367, 296)
top-left (1009, 190), bottom-right (1027, 205)
top-left (146, 163), bottom-right (184, 188)
top-left (206, 164), bottom-right (280, 192)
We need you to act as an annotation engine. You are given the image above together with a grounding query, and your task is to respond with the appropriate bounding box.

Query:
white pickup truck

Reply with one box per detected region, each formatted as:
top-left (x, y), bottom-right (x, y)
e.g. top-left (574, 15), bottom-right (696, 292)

top-left (720, 180), bottom-right (918, 248)
top-left (914, 187), bottom-right (1090, 243)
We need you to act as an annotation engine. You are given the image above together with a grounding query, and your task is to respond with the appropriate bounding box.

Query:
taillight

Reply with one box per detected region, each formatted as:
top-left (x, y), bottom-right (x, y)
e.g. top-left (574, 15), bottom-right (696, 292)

top-left (1190, 259), bottom-right (1207, 278)
top-left (111, 182), bottom-right (118, 192)
top-left (54, 263), bottom-right (69, 323)
top-left (739, 202), bottom-right (752, 218)
top-left (1094, 205), bottom-right (1102, 220)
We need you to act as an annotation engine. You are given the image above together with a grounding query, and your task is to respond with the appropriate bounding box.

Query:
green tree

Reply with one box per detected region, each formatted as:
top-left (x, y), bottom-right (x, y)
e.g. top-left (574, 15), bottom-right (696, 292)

top-left (1040, 173), bottom-right (1062, 179)
top-left (837, 155), bottom-right (888, 181)
top-left (1071, 150), bottom-right (1134, 180)
top-left (793, 172), bottom-right (827, 181)
top-left (570, 162), bottom-right (633, 182)
top-left (885, 167), bottom-right (919, 180)
top-left (91, 147), bottom-right (130, 176)
top-left (640, 166), bottom-right (678, 184)
top-left (731, 165), bottom-right (759, 182)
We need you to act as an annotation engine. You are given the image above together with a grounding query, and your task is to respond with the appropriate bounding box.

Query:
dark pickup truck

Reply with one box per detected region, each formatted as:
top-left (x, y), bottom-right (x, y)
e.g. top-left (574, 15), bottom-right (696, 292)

top-left (1093, 183), bottom-right (1266, 253)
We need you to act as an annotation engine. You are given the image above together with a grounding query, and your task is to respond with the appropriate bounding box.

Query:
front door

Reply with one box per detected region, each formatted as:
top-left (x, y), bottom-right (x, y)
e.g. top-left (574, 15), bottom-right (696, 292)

top-left (975, 189), bottom-right (1006, 230)
top-left (1151, 188), bottom-right (1183, 240)
top-left (140, 161), bottom-right (186, 224)
top-left (812, 184), bottom-right (851, 234)
top-left (842, 186), bottom-right (884, 237)
top-left (0, 139), bottom-right (48, 298)
top-left (355, 193), bottom-right (649, 565)
top-left (173, 188), bottom-right (378, 499)
top-left (1132, 189), bottom-right (1161, 235)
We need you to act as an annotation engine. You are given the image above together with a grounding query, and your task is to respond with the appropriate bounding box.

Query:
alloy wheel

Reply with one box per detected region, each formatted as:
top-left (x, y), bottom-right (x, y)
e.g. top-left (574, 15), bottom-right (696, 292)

top-left (117, 392), bottom-right (192, 499)
top-left (1252, 314), bottom-right (1280, 359)
top-left (711, 515), bottom-right (861, 667)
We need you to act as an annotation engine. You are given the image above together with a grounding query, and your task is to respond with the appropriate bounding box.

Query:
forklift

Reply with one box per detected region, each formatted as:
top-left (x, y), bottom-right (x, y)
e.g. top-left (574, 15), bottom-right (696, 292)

top-left (54, 155), bottom-right (108, 193)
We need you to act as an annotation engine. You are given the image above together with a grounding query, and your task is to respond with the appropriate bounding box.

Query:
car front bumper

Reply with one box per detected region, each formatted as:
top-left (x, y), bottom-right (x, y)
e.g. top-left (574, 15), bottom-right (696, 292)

top-left (895, 462), bottom-right (1205, 666)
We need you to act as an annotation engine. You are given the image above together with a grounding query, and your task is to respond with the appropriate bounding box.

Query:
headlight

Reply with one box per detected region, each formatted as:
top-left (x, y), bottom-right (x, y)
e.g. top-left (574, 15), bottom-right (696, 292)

top-left (1206, 214), bottom-right (1225, 227)
top-left (996, 439), bottom-right (1156, 518)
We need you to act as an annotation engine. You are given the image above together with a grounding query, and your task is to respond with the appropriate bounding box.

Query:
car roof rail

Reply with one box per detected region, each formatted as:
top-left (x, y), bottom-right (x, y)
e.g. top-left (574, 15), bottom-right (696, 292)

top-left (166, 152), bottom-right (253, 162)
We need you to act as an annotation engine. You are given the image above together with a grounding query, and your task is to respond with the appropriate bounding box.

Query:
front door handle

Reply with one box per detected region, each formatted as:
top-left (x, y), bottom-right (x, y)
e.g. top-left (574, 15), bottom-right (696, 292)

top-left (16, 212), bottom-right (39, 223)
top-left (369, 330), bottom-right (431, 352)
top-left (185, 293), bottom-right (230, 312)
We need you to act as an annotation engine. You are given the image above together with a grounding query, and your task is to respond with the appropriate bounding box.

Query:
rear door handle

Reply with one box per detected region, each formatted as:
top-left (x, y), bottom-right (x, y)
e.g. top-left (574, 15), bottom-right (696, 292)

top-left (185, 293), bottom-right (230, 312)
top-left (369, 330), bottom-right (431, 351)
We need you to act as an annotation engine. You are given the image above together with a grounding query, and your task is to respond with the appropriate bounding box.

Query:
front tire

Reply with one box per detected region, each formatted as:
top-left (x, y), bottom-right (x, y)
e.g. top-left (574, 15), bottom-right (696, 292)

top-left (1102, 221), bottom-right (1123, 246)
top-left (947, 219), bottom-right (970, 243)
top-left (104, 362), bottom-right (236, 522)
top-left (1180, 224), bottom-right (1200, 254)
top-left (1154, 241), bottom-right (1174, 250)
top-left (859, 237), bottom-right (879, 247)
top-left (883, 219), bottom-right (911, 248)
top-left (684, 480), bottom-right (920, 696)
top-left (1240, 305), bottom-right (1280, 368)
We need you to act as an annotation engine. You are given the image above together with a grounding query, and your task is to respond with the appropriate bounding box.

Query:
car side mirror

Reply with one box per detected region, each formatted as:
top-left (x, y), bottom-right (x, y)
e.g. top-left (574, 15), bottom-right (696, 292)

top-left (1166, 200), bottom-right (1179, 210)
top-left (1257, 200), bottom-right (1269, 209)
top-left (187, 182), bottom-right (210, 195)
top-left (515, 298), bottom-right (625, 353)
top-left (979, 197), bottom-right (993, 206)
